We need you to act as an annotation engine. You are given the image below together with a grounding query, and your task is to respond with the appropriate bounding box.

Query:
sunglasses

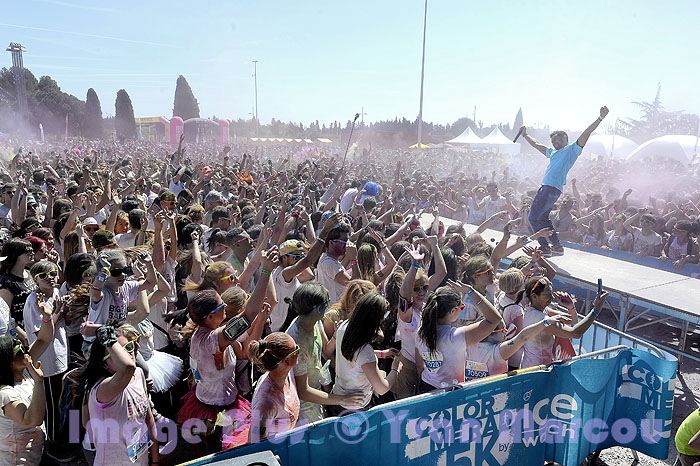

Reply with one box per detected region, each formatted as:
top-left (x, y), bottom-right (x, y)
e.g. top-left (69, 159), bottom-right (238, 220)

top-left (531, 278), bottom-right (549, 294)
top-left (23, 249), bottom-right (35, 256)
top-left (34, 269), bottom-right (58, 280)
top-left (84, 226), bottom-right (100, 232)
top-left (641, 219), bottom-right (655, 225)
top-left (222, 273), bottom-right (238, 282)
top-left (13, 341), bottom-right (26, 356)
top-left (103, 339), bottom-right (138, 361)
top-left (312, 301), bottom-right (330, 315)
top-left (203, 302), bottom-right (226, 318)
top-left (234, 236), bottom-right (250, 244)
top-left (275, 345), bottom-right (300, 367)
top-left (331, 239), bottom-right (347, 245)
top-left (286, 253), bottom-right (305, 260)
top-left (413, 284), bottom-right (429, 293)
top-left (475, 268), bottom-right (495, 277)
top-left (109, 265), bottom-right (133, 277)
top-left (456, 303), bottom-right (466, 311)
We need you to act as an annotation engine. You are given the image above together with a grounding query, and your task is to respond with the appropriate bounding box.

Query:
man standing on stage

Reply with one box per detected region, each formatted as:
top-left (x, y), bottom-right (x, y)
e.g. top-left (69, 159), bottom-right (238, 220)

top-left (520, 105), bottom-right (609, 256)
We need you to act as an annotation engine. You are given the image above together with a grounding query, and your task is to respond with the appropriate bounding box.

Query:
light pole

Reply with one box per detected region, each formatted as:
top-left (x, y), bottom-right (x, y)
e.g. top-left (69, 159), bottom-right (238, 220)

top-left (252, 60), bottom-right (259, 123)
top-left (416, 0), bottom-right (428, 149)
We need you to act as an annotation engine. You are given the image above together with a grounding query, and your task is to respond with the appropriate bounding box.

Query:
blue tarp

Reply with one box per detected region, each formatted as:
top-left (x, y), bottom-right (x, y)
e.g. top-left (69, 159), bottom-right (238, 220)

top-left (183, 348), bottom-right (676, 466)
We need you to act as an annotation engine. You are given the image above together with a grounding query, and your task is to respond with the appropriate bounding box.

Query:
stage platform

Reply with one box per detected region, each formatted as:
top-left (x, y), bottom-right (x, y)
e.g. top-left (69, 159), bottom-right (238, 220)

top-left (419, 216), bottom-right (700, 362)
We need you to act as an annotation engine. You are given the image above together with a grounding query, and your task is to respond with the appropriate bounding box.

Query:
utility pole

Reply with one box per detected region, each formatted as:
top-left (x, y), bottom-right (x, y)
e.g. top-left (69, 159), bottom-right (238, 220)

top-left (252, 60), bottom-right (259, 123)
top-left (416, 0), bottom-right (428, 149)
top-left (361, 106), bottom-right (367, 125)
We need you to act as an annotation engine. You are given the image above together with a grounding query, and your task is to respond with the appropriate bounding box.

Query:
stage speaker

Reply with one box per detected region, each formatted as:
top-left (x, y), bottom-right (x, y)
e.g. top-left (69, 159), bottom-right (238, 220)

top-left (207, 450), bottom-right (281, 466)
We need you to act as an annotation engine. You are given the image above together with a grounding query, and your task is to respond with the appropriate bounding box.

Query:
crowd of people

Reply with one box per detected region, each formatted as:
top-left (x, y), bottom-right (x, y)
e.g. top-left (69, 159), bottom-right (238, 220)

top-left (0, 110), bottom-right (698, 465)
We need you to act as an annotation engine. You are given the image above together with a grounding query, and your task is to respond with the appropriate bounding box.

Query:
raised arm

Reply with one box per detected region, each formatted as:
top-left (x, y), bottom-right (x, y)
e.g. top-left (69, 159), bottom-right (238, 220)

top-left (520, 126), bottom-right (548, 156)
top-left (576, 106), bottom-right (609, 148)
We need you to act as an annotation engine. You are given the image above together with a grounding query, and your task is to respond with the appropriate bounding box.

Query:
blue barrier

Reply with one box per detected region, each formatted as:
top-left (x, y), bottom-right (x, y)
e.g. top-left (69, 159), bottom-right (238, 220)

top-left (181, 348), bottom-right (676, 466)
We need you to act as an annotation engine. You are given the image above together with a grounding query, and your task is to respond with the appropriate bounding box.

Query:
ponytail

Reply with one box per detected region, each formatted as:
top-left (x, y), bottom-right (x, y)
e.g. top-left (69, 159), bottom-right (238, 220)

top-left (248, 332), bottom-right (291, 373)
top-left (417, 286), bottom-right (461, 354)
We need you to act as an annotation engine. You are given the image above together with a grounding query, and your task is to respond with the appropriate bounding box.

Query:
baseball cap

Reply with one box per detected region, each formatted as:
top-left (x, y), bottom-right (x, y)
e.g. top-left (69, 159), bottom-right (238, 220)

top-left (279, 240), bottom-right (307, 256)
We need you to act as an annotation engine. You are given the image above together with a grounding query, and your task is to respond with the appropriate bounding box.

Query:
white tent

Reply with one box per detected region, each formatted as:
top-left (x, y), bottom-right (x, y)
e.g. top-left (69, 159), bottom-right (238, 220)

top-left (475, 127), bottom-right (521, 154)
top-left (582, 134), bottom-right (638, 159)
top-left (625, 135), bottom-right (699, 165)
top-left (445, 126), bottom-right (483, 144)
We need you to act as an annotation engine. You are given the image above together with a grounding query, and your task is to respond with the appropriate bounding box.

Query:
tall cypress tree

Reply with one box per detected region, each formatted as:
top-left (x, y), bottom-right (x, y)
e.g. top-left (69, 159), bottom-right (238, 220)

top-left (172, 75), bottom-right (200, 120)
top-left (83, 88), bottom-right (104, 139)
top-left (115, 89), bottom-right (137, 140)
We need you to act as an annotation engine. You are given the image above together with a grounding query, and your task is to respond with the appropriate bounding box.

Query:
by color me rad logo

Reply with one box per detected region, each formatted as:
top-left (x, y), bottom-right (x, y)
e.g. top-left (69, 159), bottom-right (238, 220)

top-left (421, 350), bottom-right (444, 372)
top-left (619, 360), bottom-right (669, 410)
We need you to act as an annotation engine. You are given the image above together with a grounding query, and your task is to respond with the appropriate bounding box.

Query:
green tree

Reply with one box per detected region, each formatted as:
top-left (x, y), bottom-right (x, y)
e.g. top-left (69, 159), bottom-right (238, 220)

top-left (83, 88), bottom-right (104, 139)
top-left (115, 89), bottom-right (137, 140)
top-left (172, 75), bottom-right (200, 120)
top-left (619, 84), bottom-right (699, 143)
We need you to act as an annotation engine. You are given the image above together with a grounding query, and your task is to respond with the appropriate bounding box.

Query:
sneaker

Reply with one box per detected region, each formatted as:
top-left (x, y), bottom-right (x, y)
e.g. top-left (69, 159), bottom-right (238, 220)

top-left (540, 246), bottom-right (552, 258)
top-left (551, 243), bottom-right (564, 256)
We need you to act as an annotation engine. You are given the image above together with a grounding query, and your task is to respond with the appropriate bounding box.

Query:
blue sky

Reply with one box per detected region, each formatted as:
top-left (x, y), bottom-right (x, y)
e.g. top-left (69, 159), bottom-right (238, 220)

top-left (2, 0), bottom-right (699, 132)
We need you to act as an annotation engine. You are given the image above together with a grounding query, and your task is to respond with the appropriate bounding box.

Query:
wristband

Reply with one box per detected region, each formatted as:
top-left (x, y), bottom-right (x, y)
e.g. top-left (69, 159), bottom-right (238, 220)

top-left (542, 318), bottom-right (551, 327)
top-left (379, 243), bottom-right (386, 249)
top-left (317, 237), bottom-right (326, 244)
top-left (42, 318), bottom-right (51, 323)
top-left (467, 289), bottom-right (475, 297)
top-left (139, 229), bottom-right (148, 233)
top-left (91, 285), bottom-right (102, 291)
top-left (410, 263), bottom-right (420, 269)
top-left (592, 309), bottom-right (600, 316)
top-left (261, 269), bottom-right (272, 276)
top-left (349, 260), bottom-right (358, 266)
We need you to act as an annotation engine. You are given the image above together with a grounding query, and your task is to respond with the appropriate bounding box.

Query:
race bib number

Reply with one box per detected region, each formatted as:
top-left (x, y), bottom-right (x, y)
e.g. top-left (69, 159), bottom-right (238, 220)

top-left (420, 350), bottom-right (444, 372)
top-left (127, 428), bottom-right (151, 463)
top-left (465, 360), bottom-right (489, 381)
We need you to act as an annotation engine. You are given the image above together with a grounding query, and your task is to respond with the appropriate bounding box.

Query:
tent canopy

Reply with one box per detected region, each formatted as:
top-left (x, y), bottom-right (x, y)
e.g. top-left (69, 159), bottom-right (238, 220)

top-left (409, 143), bottom-right (430, 149)
top-left (625, 135), bottom-right (699, 165)
top-left (445, 126), bottom-right (482, 144)
top-left (582, 134), bottom-right (638, 159)
top-left (481, 127), bottom-right (515, 145)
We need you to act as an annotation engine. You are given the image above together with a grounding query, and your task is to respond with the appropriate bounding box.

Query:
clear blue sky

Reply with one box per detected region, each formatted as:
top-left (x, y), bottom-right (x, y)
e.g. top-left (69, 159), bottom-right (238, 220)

top-left (2, 0), bottom-right (699, 132)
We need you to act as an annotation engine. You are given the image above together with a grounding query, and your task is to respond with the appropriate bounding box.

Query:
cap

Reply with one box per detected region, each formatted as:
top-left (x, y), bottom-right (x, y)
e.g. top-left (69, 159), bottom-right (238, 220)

top-left (279, 240), bottom-right (307, 256)
top-left (362, 181), bottom-right (379, 197)
top-left (202, 166), bottom-right (212, 175)
top-left (92, 230), bottom-right (116, 249)
top-left (83, 217), bottom-right (98, 226)
top-left (26, 194), bottom-right (37, 205)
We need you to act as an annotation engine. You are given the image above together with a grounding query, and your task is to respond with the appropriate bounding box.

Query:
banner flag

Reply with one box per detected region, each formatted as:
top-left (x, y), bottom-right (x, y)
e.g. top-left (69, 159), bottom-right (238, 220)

top-left (184, 349), bottom-right (676, 466)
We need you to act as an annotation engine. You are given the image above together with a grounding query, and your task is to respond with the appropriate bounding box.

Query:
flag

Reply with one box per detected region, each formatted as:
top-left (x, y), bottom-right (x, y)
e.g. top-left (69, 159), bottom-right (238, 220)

top-left (512, 107), bottom-right (523, 139)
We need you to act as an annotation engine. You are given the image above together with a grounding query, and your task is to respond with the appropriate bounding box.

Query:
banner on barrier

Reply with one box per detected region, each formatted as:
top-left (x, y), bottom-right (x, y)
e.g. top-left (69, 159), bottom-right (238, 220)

top-left (184, 349), bottom-right (676, 466)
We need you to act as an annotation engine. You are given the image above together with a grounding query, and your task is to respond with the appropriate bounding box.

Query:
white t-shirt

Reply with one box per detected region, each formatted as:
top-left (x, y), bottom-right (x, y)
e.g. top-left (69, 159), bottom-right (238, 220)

top-left (86, 281), bottom-right (140, 342)
top-left (497, 292), bottom-right (524, 368)
top-left (632, 230), bottom-right (663, 256)
top-left (331, 321), bottom-right (377, 409)
top-left (23, 289), bottom-right (68, 377)
top-left (416, 324), bottom-right (468, 388)
top-left (114, 231), bottom-right (138, 249)
top-left (270, 266), bottom-right (299, 332)
top-left (0, 204), bottom-right (13, 229)
top-left (316, 254), bottom-right (346, 305)
top-left (0, 378), bottom-right (44, 466)
top-left (465, 341), bottom-right (507, 380)
top-left (339, 188), bottom-right (359, 213)
top-left (483, 195), bottom-right (507, 222)
top-left (190, 326), bottom-right (238, 406)
top-left (168, 180), bottom-right (185, 196)
top-left (0, 298), bottom-right (12, 337)
top-left (397, 306), bottom-right (422, 363)
top-left (520, 306), bottom-right (554, 368)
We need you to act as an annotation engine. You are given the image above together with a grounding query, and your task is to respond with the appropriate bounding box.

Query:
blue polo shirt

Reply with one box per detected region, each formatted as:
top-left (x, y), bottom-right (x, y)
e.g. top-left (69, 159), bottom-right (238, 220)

top-left (541, 142), bottom-right (583, 191)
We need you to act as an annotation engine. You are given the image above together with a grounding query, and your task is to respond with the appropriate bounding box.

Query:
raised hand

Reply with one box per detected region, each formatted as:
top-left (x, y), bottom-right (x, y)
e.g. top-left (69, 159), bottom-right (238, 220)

top-left (446, 279), bottom-right (474, 295)
top-left (543, 313), bottom-right (572, 327)
top-left (425, 235), bottom-right (439, 248)
top-left (554, 291), bottom-right (576, 309)
top-left (261, 246), bottom-right (280, 271)
top-left (403, 244), bottom-right (425, 263)
top-left (599, 106), bottom-right (609, 119)
top-left (24, 354), bottom-right (43, 381)
top-left (367, 227), bottom-right (384, 245)
top-left (593, 290), bottom-right (609, 312)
